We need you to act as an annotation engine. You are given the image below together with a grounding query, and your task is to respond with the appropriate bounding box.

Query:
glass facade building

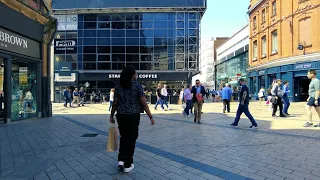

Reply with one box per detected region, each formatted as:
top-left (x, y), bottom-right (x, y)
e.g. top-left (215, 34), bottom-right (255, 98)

top-left (52, 0), bottom-right (206, 102)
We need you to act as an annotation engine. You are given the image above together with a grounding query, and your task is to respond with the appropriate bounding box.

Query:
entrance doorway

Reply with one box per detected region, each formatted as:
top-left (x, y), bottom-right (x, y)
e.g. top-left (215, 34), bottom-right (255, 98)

top-left (294, 77), bottom-right (311, 102)
top-left (54, 86), bottom-right (75, 103)
top-left (0, 57), bottom-right (4, 122)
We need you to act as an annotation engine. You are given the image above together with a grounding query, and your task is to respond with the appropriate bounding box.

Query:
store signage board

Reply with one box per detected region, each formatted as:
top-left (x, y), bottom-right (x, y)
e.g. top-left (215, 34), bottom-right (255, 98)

top-left (109, 74), bottom-right (158, 79)
top-left (295, 63), bottom-right (312, 70)
top-left (0, 28), bottom-right (40, 58)
top-left (55, 14), bottom-right (78, 31)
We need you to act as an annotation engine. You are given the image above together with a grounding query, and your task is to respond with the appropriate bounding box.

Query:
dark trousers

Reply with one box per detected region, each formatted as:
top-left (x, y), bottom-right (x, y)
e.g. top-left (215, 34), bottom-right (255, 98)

top-left (109, 101), bottom-right (113, 111)
top-left (282, 95), bottom-right (290, 114)
top-left (64, 98), bottom-right (71, 107)
top-left (233, 104), bottom-right (257, 126)
top-left (163, 96), bottom-right (169, 108)
top-left (223, 99), bottom-right (230, 112)
top-left (272, 97), bottom-right (284, 116)
top-left (116, 113), bottom-right (140, 168)
top-left (184, 100), bottom-right (192, 115)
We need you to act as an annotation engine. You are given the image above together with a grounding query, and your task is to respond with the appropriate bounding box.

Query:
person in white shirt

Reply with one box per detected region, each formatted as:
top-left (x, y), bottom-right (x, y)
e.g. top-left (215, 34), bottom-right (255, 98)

top-left (109, 88), bottom-right (115, 111)
top-left (24, 89), bottom-right (35, 112)
top-left (161, 84), bottom-right (170, 110)
top-left (258, 86), bottom-right (265, 105)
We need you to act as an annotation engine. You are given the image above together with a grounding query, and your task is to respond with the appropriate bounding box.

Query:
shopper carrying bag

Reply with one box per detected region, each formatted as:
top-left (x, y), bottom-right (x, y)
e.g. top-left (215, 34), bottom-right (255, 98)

top-left (107, 125), bottom-right (118, 152)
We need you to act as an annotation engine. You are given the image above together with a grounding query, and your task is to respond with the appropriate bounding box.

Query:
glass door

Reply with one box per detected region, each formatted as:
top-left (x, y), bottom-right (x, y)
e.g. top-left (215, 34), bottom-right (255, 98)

top-left (0, 57), bottom-right (4, 122)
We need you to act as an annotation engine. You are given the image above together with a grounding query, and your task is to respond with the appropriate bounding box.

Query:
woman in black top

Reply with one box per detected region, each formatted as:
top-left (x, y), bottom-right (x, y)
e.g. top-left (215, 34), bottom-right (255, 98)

top-left (110, 67), bottom-right (155, 173)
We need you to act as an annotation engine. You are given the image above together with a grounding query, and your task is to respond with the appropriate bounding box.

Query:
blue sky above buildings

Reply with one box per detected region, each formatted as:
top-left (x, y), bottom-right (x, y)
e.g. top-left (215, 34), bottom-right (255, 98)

top-left (201, 0), bottom-right (249, 38)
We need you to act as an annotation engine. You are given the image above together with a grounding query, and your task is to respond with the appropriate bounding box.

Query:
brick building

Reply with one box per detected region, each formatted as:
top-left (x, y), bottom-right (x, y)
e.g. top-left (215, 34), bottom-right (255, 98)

top-left (247, 0), bottom-right (320, 101)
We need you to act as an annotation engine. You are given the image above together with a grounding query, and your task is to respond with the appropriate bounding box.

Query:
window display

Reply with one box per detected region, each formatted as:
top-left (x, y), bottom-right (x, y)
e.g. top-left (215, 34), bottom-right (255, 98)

top-left (11, 59), bottom-right (38, 121)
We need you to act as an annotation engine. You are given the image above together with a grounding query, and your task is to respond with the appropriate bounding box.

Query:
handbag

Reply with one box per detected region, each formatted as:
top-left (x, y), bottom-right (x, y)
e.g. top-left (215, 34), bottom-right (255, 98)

top-left (107, 126), bottom-right (118, 152)
top-left (196, 93), bottom-right (204, 102)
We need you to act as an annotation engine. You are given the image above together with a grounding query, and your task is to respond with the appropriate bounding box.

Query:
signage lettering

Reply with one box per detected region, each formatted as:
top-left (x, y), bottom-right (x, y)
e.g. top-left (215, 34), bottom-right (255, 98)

top-left (55, 15), bottom-right (78, 31)
top-left (0, 31), bottom-right (28, 48)
top-left (55, 40), bottom-right (76, 47)
top-left (259, 70), bottom-right (265, 75)
top-left (296, 63), bottom-right (312, 69)
top-left (108, 74), bottom-right (158, 79)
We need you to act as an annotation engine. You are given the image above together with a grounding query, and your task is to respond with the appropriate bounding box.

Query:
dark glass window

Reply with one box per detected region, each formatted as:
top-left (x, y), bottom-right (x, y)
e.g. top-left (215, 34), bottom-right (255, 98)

top-left (140, 30), bottom-right (153, 37)
top-left (141, 13), bottom-right (154, 20)
top-left (154, 21), bottom-right (168, 29)
top-left (66, 31), bottom-right (78, 38)
top-left (141, 21), bottom-right (153, 29)
top-left (83, 46), bottom-right (96, 53)
top-left (112, 46), bottom-right (125, 53)
top-left (112, 54), bottom-right (125, 62)
top-left (66, 54), bottom-right (77, 62)
top-left (111, 38), bottom-right (125, 45)
top-left (126, 46), bottom-right (139, 53)
top-left (98, 30), bottom-right (110, 37)
top-left (126, 63), bottom-right (139, 70)
top-left (54, 55), bottom-right (65, 62)
top-left (98, 55), bottom-right (110, 61)
top-left (126, 13), bottom-right (140, 21)
top-left (111, 22), bottom-right (125, 29)
top-left (97, 38), bottom-right (111, 45)
top-left (98, 14), bottom-right (111, 21)
top-left (84, 30), bottom-right (96, 37)
top-left (83, 63), bottom-right (96, 70)
top-left (154, 38), bottom-right (167, 46)
top-left (112, 14), bottom-right (125, 21)
top-left (84, 14), bottom-right (97, 21)
top-left (127, 30), bottom-right (139, 37)
top-left (126, 38), bottom-right (139, 45)
top-left (140, 54), bottom-right (152, 61)
top-left (140, 38), bottom-right (153, 46)
top-left (97, 46), bottom-right (111, 53)
top-left (154, 30), bottom-right (167, 37)
top-left (154, 13), bottom-right (168, 20)
top-left (112, 30), bottom-right (125, 37)
top-left (112, 63), bottom-right (125, 70)
top-left (168, 21), bottom-right (175, 29)
top-left (98, 22), bottom-right (111, 29)
top-left (126, 54), bottom-right (139, 62)
top-left (140, 46), bottom-right (153, 53)
top-left (83, 54), bottom-right (96, 62)
top-left (140, 63), bottom-right (153, 70)
top-left (83, 38), bottom-right (96, 45)
top-left (84, 22), bottom-right (97, 29)
top-left (97, 63), bottom-right (111, 70)
top-left (126, 22), bottom-right (140, 29)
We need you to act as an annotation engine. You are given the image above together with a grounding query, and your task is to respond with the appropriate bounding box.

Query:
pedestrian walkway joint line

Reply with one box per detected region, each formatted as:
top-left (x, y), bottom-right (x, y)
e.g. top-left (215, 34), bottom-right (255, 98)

top-left (57, 115), bottom-right (251, 180)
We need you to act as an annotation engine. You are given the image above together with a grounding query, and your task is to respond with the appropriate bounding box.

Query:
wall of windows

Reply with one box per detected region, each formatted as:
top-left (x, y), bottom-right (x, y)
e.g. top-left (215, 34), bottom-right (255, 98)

top-left (68, 12), bottom-right (201, 71)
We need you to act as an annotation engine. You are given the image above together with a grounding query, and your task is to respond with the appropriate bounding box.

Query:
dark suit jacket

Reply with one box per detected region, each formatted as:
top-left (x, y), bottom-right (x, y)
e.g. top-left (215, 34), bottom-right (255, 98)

top-left (191, 86), bottom-right (206, 103)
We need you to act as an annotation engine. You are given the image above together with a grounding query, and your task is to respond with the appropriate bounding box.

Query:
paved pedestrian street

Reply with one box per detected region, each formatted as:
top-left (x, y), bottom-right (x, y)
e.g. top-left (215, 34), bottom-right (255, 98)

top-left (1, 101), bottom-right (320, 180)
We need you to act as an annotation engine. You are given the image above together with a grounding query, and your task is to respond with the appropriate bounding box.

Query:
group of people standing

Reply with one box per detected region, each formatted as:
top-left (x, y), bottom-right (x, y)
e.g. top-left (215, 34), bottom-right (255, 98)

top-left (63, 87), bottom-right (85, 108)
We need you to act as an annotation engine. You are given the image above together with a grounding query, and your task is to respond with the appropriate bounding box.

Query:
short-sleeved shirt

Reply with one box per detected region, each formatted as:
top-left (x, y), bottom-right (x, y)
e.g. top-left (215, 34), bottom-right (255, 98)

top-left (184, 88), bottom-right (192, 100)
top-left (115, 80), bottom-right (144, 114)
top-left (239, 84), bottom-right (250, 104)
top-left (309, 78), bottom-right (320, 98)
top-left (156, 88), bottom-right (162, 98)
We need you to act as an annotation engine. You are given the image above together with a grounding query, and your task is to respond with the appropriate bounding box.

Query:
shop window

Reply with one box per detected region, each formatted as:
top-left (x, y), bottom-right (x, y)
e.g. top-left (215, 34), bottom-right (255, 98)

top-left (11, 59), bottom-right (38, 121)
top-left (112, 46), bottom-right (125, 53)
top-left (299, 17), bottom-right (311, 46)
top-left (140, 54), bottom-right (153, 62)
top-left (253, 40), bottom-right (258, 60)
top-left (112, 63), bottom-right (125, 70)
top-left (112, 14), bottom-right (125, 21)
top-left (261, 36), bottom-right (267, 57)
top-left (84, 22), bottom-right (97, 29)
top-left (126, 54), bottom-right (139, 62)
top-left (111, 22), bottom-right (125, 29)
top-left (253, 16), bottom-right (257, 29)
top-left (126, 63), bottom-right (139, 70)
top-left (272, 1), bottom-right (277, 16)
top-left (83, 46), bottom-right (96, 53)
top-left (271, 30), bottom-right (278, 54)
top-left (97, 63), bottom-right (111, 70)
top-left (126, 13), bottom-right (140, 21)
top-left (83, 54), bottom-right (96, 62)
top-left (83, 63), bottom-right (96, 70)
top-left (97, 46), bottom-right (111, 53)
top-left (98, 22), bottom-right (111, 29)
top-left (262, 9), bottom-right (266, 23)
top-left (98, 55), bottom-right (110, 62)
top-left (126, 46), bottom-right (140, 53)
top-left (98, 14), bottom-right (111, 21)
top-left (140, 63), bottom-right (153, 70)
top-left (66, 54), bottom-right (77, 62)
top-left (112, 54), bottom-right (125, 62)
top-left (126, 22), bottom-right (140, 29)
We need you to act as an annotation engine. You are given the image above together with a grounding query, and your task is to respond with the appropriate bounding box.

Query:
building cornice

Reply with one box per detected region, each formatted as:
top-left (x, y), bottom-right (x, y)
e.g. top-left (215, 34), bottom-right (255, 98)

top-left (248, 0), bottom-right (264, 15)
top-left (247, 53), bottom-right (320, 71)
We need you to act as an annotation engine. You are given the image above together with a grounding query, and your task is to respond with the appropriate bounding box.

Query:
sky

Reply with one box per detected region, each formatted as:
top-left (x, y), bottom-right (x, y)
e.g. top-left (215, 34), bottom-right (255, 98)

top-left (201, 0), bottom-right (249, 39)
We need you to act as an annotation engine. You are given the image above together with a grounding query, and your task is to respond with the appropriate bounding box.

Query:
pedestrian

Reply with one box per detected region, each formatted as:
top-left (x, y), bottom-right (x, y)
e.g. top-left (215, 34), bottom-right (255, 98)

top-left (63, 87), bottom-right (71, 107)
top-left (282, 81), bottom-right (290, 115)
top-left (304, 70), bottom-right (320, 127)
top-left (191, 79), bottom-right (206, 124)
top-left (221, 83), bottom-right (232, 113)
top-left (109, 88), bottom-right (114, 111)
top-left (79, 87), bottom-right (85, 106)
top-left (258, 86), bottom-right (265, 105)
top-left (179, 88), bottom-right (184, 105)
top-left (154, 84), bottom-right (164, 110)
top-left (182, 84), bottom-right (192, 117)
top-left (73, 88), bottom-right (80, 107)
top-left (271, 79), bottom-right (285, 117)
top-left (161, 84), bottom-right (170, 110)
top-left (109, 67), bottom-right (155, 173)
top-left (230, 78), bottom-right (258, 128)
top-left (266, 85), bottom-right (273, 111)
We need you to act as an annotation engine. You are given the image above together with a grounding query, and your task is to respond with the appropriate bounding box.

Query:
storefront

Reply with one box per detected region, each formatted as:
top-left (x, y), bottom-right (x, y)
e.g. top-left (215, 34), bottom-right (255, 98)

top-left (248, 61), bottom-right (320, 102)
top-left (0, 27), bottom-right (42, 122)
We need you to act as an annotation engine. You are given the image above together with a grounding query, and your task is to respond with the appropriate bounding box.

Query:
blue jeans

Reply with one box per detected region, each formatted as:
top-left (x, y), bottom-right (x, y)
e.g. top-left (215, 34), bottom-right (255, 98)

top-left (233, 104), bottom-right (257, 126)
top-left (109, 101), bottom-right (113, 111)
top-left (65, 98), bottom-right (72, 107)
top-left (282, 95), bottom-right (290, 114)
top-left (163, 96), bottom-right (169, 108)
top-left (184, 100), bottom-right (192, 115)
top-left (155, 98), bottom-right (164, 110)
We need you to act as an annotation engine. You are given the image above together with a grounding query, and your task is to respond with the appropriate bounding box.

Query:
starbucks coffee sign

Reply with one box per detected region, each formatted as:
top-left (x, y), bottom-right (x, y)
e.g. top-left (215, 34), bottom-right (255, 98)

top-left (0, 28), bottom-right (40, 58)
top-left (109, 74), bottom-right (158, 79)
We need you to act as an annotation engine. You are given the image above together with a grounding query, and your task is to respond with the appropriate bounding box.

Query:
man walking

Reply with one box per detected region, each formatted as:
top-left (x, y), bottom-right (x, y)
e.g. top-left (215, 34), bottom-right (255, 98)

top-left (271, 79), bottom-right (285, 117)
top-left (191, 80), bottom-right (206, 124)
top-left (154, 84), bottom-right (164, 110)
top-left (304, 70), bottom-right (320, 127)
top-left (79, 87), bottom-right (85, 106)
top-left (63, 87), bottom-right (71, 107)
top-left (231, 78), bottom-right (258, 128)
top-left (182, 85), bottom-right (192, 117)
top-left (282, 81), bottom-right (290, 115)
top-left (161, 84), bottom-right (170, 110)
top-left (221, 83), bottom-right (232, 113)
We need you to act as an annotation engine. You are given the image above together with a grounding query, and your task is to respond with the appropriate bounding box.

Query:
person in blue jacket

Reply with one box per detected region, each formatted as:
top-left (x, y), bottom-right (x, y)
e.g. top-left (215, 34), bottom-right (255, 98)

top-left (63, 87), bottom-right (72, 107)
top-left (221, 83), bottom-right (232, 113)
top-left (191, 80), bottom-right (206, 124)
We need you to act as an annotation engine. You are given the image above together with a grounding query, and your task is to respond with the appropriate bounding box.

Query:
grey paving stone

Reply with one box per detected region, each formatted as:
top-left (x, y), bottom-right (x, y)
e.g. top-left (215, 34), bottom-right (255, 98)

top-left (145, 173), bottom-right (169, 180)
top-left (72, 165), bottom-right (89, 174)
top-left (127, 171), bottom-right (151, 180)
top-left (255, 170), bottom-right (285, 180)
top-left (164, 172), bottom-right (187, 180)
top-left (47, 171), bottom-right (65, 180)
top-left (113, 174), bottom-right (134, 180)
top-left (199, 173), bottom-right (224, 180)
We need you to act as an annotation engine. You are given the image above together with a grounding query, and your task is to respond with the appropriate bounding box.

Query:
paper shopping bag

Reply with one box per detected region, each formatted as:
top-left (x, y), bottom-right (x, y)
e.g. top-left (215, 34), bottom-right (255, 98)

top-left (107, 126), bottom-right (118, 152)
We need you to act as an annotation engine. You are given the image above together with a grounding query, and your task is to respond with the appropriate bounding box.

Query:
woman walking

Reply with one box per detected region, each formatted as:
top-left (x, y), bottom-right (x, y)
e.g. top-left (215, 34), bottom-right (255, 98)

top-left (109, 67), bottom-right (155, 173)
top-left (258, 86), bottom-right (265, 105)
top-left (108, 88), bottom-right (114, 111)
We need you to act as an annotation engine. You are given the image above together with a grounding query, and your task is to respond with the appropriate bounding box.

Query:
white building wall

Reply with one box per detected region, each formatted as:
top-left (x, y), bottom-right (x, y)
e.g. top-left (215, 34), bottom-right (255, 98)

top-left (216, 25), bottom-right (249, 63)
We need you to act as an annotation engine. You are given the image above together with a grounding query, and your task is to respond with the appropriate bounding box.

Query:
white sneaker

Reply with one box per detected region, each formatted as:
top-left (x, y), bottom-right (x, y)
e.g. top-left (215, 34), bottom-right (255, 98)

top-left (124, 164), bottom-right (134, 173)
top-left (118, 161), bottom-right (124, 171)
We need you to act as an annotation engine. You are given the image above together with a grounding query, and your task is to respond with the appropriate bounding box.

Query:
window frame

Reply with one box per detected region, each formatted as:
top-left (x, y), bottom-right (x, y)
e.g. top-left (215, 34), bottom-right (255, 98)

top-left (253, 16), bottom-right (257, 29)
top-left (271, 30), bottom-right (278, 54)
top-left (261, 9), bottom-right (266, 23)
top-left (261, 36), bottom-right (267, 57)
top-left (253, 40), bottom-right (258, 61)
top-left (272, 1), bottom-right (277, 16)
